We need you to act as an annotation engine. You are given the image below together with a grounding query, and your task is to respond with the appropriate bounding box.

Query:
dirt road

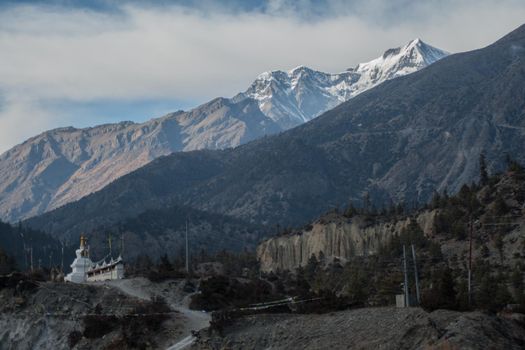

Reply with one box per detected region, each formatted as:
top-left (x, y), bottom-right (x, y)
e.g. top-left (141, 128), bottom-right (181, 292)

top-left (102, 277), bottom-right (210, 349)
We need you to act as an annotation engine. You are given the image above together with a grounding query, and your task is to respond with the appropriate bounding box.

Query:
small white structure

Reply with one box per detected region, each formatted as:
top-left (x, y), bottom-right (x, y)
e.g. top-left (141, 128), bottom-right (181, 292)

top-left (65, 235), bottom-right (124, 283)
top-left (65, 235), bottom-right (93, 283)
top-left (396, 294), bottom-right (407, 308)
top-left (86, 256), bottom-right (124, 281)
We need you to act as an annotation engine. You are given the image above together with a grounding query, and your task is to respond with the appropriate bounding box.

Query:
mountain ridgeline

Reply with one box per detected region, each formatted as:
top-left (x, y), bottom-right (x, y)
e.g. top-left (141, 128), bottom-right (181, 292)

top-left (23, 25), bottom-right (525, 243)
top-left (0, 39), bottom-right (446, 223)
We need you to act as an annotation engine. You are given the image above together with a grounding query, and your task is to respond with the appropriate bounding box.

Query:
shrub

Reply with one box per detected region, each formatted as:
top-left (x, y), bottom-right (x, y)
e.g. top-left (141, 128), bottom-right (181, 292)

top-left (83, 315), bottom-right (118, 339)
top-left (68, 330), bottom-right (82, 348)
top-left (421, 267), bottom-right (458, 311)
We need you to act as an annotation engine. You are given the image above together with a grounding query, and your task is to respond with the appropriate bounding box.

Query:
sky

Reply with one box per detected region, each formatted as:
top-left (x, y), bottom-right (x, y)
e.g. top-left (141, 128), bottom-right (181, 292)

top-left (1, 0), bottom-right (525, 153)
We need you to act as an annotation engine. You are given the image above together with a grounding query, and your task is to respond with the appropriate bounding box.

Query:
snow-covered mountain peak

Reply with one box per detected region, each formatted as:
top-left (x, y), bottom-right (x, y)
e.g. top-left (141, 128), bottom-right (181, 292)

top-left (355, 38), bottom-right (448, 76)
top-left (289, 65), bottom-right (309, 73)
top-left (398, 38), bottom-right (448, 64)
top-left (243, 39), bottom-right (449, 128)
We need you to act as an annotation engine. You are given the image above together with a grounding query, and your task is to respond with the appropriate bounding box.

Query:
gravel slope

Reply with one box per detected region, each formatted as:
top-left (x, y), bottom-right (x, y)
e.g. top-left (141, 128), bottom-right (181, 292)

top-left (193, 307), bottom-right (525, 350)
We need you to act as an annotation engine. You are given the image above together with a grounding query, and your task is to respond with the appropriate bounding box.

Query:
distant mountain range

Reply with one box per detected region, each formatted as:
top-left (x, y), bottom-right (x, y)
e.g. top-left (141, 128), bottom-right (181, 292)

top-left (0, 39), bottom-right (448, 223)
top-left (24, 24), bottom-right (525, 242)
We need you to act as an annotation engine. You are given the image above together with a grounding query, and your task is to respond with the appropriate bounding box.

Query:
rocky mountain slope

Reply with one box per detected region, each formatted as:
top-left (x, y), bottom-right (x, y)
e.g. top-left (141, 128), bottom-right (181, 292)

top-left (24, 24), bottom-right (525, 240)
top-left (0, 40), bottom-right (446, 223)
top-left (0, 97), bottom-right (279, 222)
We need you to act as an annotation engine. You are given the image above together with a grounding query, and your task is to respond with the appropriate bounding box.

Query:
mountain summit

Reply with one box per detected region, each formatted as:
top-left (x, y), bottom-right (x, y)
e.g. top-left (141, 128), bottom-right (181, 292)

top-left (0, 40), bottom-right (447, 222)
top-left (240, 39), bottom-right (448, 128)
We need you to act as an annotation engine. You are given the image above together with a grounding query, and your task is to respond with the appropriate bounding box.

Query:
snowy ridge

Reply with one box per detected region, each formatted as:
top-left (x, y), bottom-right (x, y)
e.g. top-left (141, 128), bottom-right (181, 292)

top-left (242, 39), bottom-right (449, 128)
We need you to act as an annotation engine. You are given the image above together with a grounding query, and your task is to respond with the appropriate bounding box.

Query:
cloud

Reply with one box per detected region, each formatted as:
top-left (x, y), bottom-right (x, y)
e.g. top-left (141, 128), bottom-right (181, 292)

top-left (0, 0), bottom-right (524, 152)
top-left (0, 93), bottom-right (68, 153)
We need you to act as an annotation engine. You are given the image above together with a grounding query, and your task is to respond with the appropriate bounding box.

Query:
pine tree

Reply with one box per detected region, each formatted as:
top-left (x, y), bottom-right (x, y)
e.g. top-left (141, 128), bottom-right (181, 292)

top-left (0, 247), bottom-right (17, 274)
top-left (431, 191), bottom-right (441, 209)
top-left (305, 254), bottom-right (319, 282)
top-left (344, 203), bottom-right (358, 218)
top-left (493, 194), bottom-right (509, 216)
top-left (506, 154), bottom-right (524, 173)
top-left (344, 267), bottom-right (367, 303)
top-left (479, 153), bottom-right (489, 186)
top-left (159, 254), bottom-right (173, 272)
top-left (363, 192), bottom-right (371, 213)
top-left (421, 266), bottom-right (457, 310)
top-left (511, 267), bottom-right (524, 307)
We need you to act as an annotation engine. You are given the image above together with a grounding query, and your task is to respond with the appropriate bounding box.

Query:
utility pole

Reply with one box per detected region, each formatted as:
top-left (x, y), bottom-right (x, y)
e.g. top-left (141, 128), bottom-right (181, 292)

top-left (30, 246), bottom-right (34, 272)
top-left (108, 233), bottom-right (112, 256)
top-left (403, 245), bottom-right (410, 307)
top-left (411, 244), bottom-right (421, 305)
top-left (61, 241), bottom-right (64, 272)
top-left (185, 217), bottom-right (189, 275)
top-left (120, 234), bottom-right (124, 257)
top-left (23, 244), bottom-right (28, 270)
top-left (468, 215), bottom-right (473, 308)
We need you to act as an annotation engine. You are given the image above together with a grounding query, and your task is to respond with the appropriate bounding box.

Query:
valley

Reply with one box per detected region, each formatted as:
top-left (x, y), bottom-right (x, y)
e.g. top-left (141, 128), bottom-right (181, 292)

top-left (0, 5), bottom-right (524, 350)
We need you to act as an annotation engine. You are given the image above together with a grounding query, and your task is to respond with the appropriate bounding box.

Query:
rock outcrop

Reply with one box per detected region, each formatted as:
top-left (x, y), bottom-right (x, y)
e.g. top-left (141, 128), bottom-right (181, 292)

top-left (257, 212), bottom-right (436, 272)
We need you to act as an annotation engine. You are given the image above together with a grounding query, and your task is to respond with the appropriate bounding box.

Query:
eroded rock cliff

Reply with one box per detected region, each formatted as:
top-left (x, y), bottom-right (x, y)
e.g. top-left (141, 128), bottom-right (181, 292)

top-left (257, 211), bottom-right (436, 272)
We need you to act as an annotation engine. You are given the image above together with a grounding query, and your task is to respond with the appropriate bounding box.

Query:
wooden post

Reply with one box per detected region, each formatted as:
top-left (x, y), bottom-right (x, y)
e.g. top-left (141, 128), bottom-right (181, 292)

top-left (468, 216), bottom-right (473, 307)
top-left (185, 218), bottom-right (189, 275)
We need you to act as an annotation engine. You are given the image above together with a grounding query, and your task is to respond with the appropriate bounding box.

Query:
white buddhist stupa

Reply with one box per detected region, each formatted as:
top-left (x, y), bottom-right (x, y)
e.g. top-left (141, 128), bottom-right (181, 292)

top-left (65, 235), bottom-right (124, 283)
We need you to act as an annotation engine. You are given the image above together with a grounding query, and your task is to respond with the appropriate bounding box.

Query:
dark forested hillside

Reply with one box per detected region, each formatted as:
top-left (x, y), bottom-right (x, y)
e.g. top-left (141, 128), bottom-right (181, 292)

top-left (25, 24), bottom-right (525, 241)
top-left (84, 204), bottom-right (266, 262)
top-left (0, 220), bottom-right (74, 270)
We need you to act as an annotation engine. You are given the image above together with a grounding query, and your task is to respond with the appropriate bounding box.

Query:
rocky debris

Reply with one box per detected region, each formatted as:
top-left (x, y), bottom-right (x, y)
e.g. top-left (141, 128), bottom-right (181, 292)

top-left (192, 307), bottom-right (525, 350)
top-left (0, 277), bottom-right (182, 350)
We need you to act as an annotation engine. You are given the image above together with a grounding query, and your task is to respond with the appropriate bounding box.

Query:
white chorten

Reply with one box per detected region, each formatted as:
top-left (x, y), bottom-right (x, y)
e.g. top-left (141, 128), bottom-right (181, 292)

top-left (65, 235), bottom-right (93, 283)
